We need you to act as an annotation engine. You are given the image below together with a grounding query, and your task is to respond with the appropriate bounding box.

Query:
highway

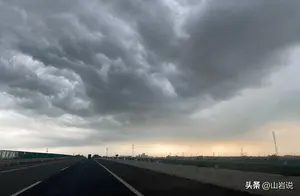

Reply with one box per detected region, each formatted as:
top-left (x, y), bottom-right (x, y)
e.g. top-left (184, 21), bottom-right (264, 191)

top-left (0, 158), bottom-right (69, 172)
top-left (0, 158), bottom-right (82, 196)
top-left (0, 158), bottom-right (260, 196)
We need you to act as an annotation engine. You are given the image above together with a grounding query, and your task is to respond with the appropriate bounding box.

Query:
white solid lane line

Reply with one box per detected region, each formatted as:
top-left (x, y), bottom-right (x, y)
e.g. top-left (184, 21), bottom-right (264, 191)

top-left (95, 160), bottom-right (144, 196)
top-left (10, 181), bottom-right (41, 196)
top-left (61, 166), bottom-right (68, 171)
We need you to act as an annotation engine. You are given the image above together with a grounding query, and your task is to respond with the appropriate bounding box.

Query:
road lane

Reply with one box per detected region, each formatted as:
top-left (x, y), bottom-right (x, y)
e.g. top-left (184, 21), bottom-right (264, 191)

top-left (2, 158), bottom-right (263, 196)
top-left (96, 161), bottom-right (144, 196)
top-left (97, 159), bottom-right (261, 196)
top-left (0, 158), bottom-right (71, 172)
top-left (11, 181), bottom-right (41, 196)
top-left (0, 158), bottom-right (82, 196)
top-left (19, 159), bottom-right (139, 196)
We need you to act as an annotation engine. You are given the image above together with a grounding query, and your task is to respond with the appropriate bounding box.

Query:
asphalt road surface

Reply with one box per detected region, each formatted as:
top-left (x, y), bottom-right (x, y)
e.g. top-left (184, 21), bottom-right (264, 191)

top-left (0, 158), bottom-right (260, 196)
top-left (97, 159), bottom-right (260, 196)
top-left (0, 159), bottom-right (66, 172)
top-left (0, 158), bottom-right (82, 196)
top-left (19, 159), bottom-right (139, 196)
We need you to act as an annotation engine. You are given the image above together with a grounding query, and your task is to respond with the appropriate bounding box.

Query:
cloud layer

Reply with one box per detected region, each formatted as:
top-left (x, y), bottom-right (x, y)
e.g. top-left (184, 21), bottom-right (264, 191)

top-left (1, 0), bottom-right (300, 149)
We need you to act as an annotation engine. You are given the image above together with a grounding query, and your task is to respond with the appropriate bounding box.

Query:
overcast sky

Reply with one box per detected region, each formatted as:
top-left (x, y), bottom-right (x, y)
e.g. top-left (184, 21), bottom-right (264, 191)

top-left (1, 0), bottom-right (300, 156)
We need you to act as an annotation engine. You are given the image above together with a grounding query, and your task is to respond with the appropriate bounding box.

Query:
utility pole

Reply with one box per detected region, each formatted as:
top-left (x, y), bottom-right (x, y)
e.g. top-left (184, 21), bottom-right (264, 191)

top-left (132, 144), bottom-right (134, 157)
top-left (106, 148), bottom-right (108, 157)
top-left (272, 131), bottom-right (279, 155)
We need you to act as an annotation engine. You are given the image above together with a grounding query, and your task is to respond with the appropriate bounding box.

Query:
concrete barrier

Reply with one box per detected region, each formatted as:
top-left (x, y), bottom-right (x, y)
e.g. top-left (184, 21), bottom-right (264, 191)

top-left (103, 158), bottom-right (300, 196)
top-left (0, 157), bottom-right (72, 168)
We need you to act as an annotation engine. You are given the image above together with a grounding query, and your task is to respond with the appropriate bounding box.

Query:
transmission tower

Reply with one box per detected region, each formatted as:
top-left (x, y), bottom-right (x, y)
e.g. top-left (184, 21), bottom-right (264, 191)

top-left (132, 144), bottom-right (134, 157)
top-left (272, 131), bottom-right (279, 155)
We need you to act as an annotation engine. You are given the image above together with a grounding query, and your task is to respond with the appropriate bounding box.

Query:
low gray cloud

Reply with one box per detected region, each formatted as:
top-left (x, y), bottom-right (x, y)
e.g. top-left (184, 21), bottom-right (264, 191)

top-left (178, 0), bottom-right (300, 99)
top-left (1, 0), bottom-right (300, 147)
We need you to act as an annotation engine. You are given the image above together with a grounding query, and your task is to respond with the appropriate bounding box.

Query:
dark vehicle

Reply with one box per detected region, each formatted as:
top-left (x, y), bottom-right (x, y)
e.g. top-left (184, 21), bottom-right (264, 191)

top-left (88, 154), bottom-right (92, 159)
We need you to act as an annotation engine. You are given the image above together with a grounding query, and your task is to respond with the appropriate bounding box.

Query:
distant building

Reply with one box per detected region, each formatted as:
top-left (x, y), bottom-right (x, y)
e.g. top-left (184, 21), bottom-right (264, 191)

top-left (137, 153), bottom-right (148, 158)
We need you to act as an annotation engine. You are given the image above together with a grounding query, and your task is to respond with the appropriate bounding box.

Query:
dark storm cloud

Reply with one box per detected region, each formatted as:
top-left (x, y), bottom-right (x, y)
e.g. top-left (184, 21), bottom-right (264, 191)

top-left (178, 0), bottom-right (300, 99)
top-left (1, 0), bottom-right (300, 128)
top-left (1, 0), bottom-right (180, 120)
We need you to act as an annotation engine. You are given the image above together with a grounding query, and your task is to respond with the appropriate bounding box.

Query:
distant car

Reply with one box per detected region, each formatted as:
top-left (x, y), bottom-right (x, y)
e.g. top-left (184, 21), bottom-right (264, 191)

top-left (92, 154), bottom-right (100, 158)
top-left (88, 154), bottom-right (92, 159)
